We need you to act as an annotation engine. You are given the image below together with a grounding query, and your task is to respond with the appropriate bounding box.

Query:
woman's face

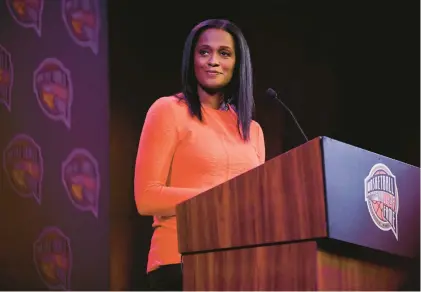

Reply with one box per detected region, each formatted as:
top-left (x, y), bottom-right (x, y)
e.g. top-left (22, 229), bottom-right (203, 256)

top-left (194, 28), bottom-right (236, 91)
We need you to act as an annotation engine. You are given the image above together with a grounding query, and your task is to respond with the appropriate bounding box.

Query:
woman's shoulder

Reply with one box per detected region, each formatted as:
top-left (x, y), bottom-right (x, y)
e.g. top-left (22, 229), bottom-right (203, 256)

top-left (250, 119), bottom-right (263, 134)
top-left (148, 93), bottom-right (188, 116)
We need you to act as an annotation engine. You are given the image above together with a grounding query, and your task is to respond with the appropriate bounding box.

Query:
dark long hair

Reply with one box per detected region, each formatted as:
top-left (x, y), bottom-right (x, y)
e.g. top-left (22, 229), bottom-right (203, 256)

top-left (181, 19), bottom-right (254, 141)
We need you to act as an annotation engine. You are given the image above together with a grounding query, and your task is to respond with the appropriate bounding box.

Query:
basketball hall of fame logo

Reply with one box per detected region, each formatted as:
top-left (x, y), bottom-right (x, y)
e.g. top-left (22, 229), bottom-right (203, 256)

top-left (0, 44), bottom-right (14, 112)
top-left (61, 148), bottom-right (101, 218)
top-left (33, 57), bottom-right (73, 129)
top-left (364, 163), bottom-right (399, 240)
top-left (3, 133), bottom-right (44, 204)
top-left (5, 0), bottom-right (44, 37)
top-left (33, 226), bottom-right (72, 290)
top-left (62, 0), bottom-right (100, 55)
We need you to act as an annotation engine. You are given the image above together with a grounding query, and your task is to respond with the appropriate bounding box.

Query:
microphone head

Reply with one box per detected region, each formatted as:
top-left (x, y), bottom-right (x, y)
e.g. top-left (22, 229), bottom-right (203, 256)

top-left (266, 88), bottom-right (278, 100)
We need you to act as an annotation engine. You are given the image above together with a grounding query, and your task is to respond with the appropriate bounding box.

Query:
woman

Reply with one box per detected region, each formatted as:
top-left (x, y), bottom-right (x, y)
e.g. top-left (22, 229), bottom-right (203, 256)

top-left (134, 19), bottom-right (265, 291)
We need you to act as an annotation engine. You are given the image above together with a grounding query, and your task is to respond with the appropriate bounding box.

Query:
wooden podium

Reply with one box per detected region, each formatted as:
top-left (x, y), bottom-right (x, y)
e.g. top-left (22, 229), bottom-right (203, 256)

top-left (176, 137), bottom-right (420, 290)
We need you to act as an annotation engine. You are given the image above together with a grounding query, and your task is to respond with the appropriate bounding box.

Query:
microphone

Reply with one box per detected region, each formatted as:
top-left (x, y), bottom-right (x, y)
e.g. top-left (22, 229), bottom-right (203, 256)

top-left (266, 88), bottom-right (309, 142)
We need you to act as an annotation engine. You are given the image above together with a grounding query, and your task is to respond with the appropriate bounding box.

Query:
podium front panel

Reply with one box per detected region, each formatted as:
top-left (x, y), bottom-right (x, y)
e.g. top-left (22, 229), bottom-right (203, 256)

top-left (322, 137), bottom-right (420, 258)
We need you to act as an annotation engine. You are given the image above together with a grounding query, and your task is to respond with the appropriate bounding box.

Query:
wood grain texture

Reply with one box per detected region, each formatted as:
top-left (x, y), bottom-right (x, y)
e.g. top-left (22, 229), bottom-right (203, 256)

top-left (182, 241), bottom-right (318, 291)
top-left (181, 239), bottom-right (410, 291)
top-left (176, 137), bottom-right (327, 253)
top-left (316, 249), bottom-right (406, 290)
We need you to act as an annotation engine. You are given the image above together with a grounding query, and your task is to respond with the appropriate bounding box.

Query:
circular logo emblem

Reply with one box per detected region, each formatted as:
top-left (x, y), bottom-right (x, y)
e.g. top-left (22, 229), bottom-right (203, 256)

top-left (364, 163), bottom-right (399, 240)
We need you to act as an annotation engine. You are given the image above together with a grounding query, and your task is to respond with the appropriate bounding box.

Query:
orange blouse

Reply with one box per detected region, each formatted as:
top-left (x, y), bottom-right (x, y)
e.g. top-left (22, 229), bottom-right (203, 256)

top-left (134, 95), bottom-right (265, 273)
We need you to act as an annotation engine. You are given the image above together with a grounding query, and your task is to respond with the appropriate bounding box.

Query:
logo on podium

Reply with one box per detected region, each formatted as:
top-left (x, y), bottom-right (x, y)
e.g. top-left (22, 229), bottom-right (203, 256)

top-left (364, 163), bottom-right (399, 240)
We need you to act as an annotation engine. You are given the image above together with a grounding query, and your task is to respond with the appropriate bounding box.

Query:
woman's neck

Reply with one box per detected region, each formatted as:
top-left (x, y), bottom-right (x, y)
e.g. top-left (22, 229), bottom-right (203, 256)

top-left (197, 86), bottom-right (224, 109)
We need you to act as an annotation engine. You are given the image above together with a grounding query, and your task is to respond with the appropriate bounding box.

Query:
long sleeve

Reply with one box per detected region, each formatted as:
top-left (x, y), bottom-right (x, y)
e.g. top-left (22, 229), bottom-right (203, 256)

top-left (256, 122), bottom-right (266, 164)
top-left (134, 97), bottom-right (204, 217)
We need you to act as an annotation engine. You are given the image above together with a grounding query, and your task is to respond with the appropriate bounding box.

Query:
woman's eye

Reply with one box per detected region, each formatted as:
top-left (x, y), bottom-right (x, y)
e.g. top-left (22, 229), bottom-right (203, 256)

top-left (199, 50), bottom-right (209, 56)
top-left (220, 51), bottom-right (231, 57)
